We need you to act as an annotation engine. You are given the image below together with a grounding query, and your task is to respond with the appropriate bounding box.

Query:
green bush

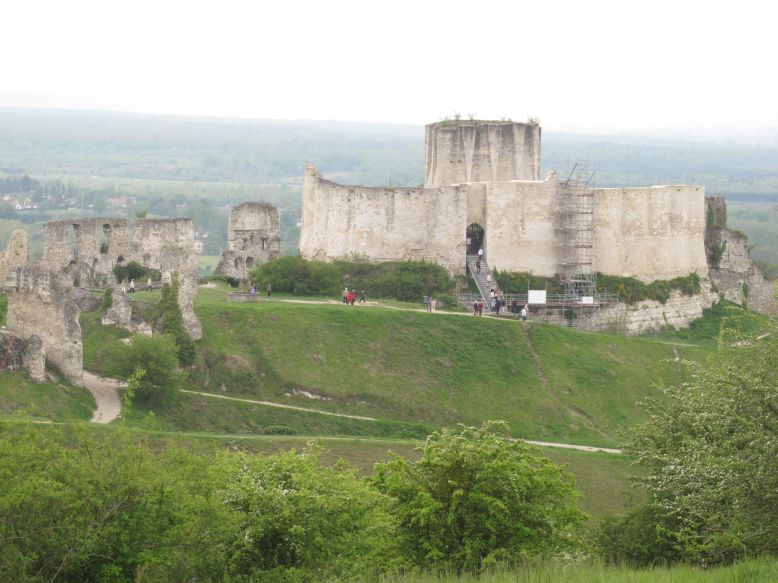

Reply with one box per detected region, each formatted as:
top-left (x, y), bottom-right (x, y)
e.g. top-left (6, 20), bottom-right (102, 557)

top-left (157, 279), bottom-right (196, 366)
top-left (263, 425), bottom-right (297, 435)
top-left (371, 421), bottom-right (584, 572)
top-left (597, 504), bottom-right (682, 566)
top-left (209, 274), bottom-right (241, 288)
top-left (102, 333), bottom-right (182, 404)
top-left (251, 257), bottom-right (455, 302)
top-left (100, 287), bottom-right (113, 311)
top-left (221, 445), bottom-right (396, 581)
top-left (596, 273), bottom-right (701, 304)
top-left (493, 270), bottom-right (564, 295)
top-left (112, 261), bottom-right (146, 284)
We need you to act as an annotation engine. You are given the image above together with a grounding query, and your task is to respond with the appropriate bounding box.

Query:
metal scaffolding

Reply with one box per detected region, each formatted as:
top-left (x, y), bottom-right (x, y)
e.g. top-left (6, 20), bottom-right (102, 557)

top-left (559, 161), bottom-right (597, 299)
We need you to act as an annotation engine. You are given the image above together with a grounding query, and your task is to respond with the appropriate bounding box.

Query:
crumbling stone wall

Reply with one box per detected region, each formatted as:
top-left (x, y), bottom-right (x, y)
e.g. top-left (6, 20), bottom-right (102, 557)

top-left (0, 230), bottom-right (29, 285)
top-left (216, 202), bottom-right (281, 279)
top-left (705, 196), bottom-right (776, 314)
top-left (5, 266), bottom-right (83, 384)
top-left (0, 330), bottom-right (45, 382)
top-left (41, 217), bottom-right (202, 339)
top-left (101, 286), bottom-right (152, 336)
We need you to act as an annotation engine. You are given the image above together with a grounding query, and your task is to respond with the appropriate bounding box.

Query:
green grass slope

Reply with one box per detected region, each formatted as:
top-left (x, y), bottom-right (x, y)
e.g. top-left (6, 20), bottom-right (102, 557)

top-left (71, 287), bottom-right (725, 447)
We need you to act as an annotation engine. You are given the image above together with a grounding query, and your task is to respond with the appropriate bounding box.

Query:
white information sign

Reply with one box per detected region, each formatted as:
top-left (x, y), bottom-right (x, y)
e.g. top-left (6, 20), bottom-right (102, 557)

top-left (581, 296), bottom-right (594, 304)
top-left (528, 290), bottom-right (547, 305)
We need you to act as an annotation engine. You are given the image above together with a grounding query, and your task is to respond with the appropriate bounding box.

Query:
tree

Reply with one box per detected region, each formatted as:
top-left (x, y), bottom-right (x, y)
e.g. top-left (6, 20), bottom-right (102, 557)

top-left (221, 445), bottom-right (396, 581)
top-left (157, 279), bottom-right (196, 366)
top-left (104, 334), bottom-right (181, 404)
top-left (371, 422), bottom-right (584, 571)
top-left (623, 311), bottom-right (778, 564)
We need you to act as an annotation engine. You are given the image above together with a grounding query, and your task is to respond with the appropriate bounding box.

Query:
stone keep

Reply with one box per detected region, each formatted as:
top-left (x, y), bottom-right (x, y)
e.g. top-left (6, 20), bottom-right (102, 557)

top-left (300, 119), bottom-right (709, 283)
top-left (5, 266), bottom-right (83, 384)
top-left (216, 202), bottom-right (281, 279)
top-left (41, 217), bottom-right (202, 339)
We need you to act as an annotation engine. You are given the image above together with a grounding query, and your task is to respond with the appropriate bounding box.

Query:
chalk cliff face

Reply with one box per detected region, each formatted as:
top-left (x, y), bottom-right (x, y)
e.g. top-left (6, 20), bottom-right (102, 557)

top-left (424, 121), bottom-right (541, 188)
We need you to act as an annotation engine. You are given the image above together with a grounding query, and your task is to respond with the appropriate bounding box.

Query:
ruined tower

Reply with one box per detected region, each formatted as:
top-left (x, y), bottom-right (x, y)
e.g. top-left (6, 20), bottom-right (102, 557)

top-left (216, 202), bottom-right (281, 279)
top-left (424, 120), bottom-right (541, 188)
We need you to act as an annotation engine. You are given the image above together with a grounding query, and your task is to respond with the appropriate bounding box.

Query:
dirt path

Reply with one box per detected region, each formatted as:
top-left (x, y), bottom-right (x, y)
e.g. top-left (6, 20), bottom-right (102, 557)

top-left (179, 389), bottom-right (378, 421)
top-left (82, 371), bottom-right (123, 424)
top-left (178, 390), bottom-right (622, 453)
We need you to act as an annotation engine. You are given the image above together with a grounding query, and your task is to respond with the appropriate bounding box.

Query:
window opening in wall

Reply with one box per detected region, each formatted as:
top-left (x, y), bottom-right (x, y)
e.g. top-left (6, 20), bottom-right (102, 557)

top-left (261, 238), bottom-right (267, 250)
top-left (246, 257), bottom-right (255, 269)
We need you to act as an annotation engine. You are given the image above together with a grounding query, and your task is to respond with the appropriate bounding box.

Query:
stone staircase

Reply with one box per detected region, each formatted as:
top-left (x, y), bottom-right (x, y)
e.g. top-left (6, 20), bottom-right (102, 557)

top-left (466, 255), bottom-right (500, 301)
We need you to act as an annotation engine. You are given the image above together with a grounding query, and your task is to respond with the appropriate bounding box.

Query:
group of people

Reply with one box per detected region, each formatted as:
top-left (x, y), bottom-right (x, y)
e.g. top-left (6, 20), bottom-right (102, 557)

top-left (473, 290), bottom-right (528, 320)
top-left (342, 288), bottom-right (366, 305)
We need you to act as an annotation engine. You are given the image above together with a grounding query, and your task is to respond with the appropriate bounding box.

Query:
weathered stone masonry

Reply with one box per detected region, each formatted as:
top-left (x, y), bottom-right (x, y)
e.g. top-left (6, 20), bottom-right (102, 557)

top-left (5, 267), bottom-right (83, 384)
top-left (216, 202), bottom-right (281, 279)
top-left (41, 217), bottom-right (202, 339)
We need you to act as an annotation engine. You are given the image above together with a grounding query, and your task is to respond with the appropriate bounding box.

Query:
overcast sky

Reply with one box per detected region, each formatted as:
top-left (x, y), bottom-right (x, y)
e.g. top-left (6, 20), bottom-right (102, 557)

top-left (1, 0), bottom-right (775, 133)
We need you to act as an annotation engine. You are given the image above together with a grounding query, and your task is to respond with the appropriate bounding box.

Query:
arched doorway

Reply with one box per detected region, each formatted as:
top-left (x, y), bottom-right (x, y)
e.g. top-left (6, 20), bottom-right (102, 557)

top-left (466, 223), bottom-right (484, 256)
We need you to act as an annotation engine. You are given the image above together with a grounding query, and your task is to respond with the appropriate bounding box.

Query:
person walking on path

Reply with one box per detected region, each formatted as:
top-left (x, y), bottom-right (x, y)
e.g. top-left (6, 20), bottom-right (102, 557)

top-left (478, 301), bottom-right (484, 317)
top-left (129, 279), bottom-right (135, 294)
top-left (427, 297), bottom-right (433, 312)
top-left (478, 247), bottom-right (484, 262)
top-left (359, 289), bottom-right (366, 304)
top-left (475, 259), bottom-right (481, 274)
top-left (342, 287), bottom-right (349, 304)
top-left (473, 300), bottom-right (478, 316)
top-left (267, 283), bottom-right (272, 297)
top-left (146, 276), bottom-right (152, 290)
top-left (521, 305), bottom-right (528, 321)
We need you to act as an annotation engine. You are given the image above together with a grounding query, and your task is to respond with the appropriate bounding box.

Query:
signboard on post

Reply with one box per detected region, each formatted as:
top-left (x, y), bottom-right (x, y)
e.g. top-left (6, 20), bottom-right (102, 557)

top-left (528, 290), bottom-right (547, 305)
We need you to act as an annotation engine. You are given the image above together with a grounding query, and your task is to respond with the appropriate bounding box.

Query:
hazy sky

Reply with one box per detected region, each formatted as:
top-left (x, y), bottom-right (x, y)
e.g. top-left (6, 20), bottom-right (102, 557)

top-left (1, 0), bottom-right (775, 132)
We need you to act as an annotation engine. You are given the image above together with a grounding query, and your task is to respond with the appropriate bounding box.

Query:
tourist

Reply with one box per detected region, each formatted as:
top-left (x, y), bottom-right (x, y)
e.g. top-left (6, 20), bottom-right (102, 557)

top-left (249, 283), bottom-right (257, 294)
top-left (473, 300), bottom-right (478, 315)
top-left (495, 298), bottom-right (501, 315)
top-left (146, 276), bottom-right (152, 290)
top-left (348, 290), bottom-right (356, 305)
top-left (478, 247), bottom-right (484, 262)
top-left (359, 289), bottom-right (366, 304)
top-left (267, 283), bottom-right (272, 297)
top-left (511, 299), bottom-right (518, 315)
top-left (490, 297), bottom-right (497, 312)
top-left (478, 301), bottom-right (484, 317)
top-left (427, 297), bottom-right (433, 312)
top-left (342, 287), bottom-right (349, 304)
top-left (129, 279), bottom-right (135, 293)
top-left (430, 298), bottom-right (437, 312)
top-left (476, 259), bottom-right (481, 273)
top-left (521, 305), bottom-right (528, 321)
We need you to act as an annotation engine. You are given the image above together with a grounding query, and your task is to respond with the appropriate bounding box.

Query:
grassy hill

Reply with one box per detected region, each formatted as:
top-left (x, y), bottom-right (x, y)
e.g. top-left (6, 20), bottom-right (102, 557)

top-left (78, 286), bottom-right (722, 447)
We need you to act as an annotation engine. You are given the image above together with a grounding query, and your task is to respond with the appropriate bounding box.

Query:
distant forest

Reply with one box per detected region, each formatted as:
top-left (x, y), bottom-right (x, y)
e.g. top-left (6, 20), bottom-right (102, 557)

top-left (1, 107), bottom-right (776, 275)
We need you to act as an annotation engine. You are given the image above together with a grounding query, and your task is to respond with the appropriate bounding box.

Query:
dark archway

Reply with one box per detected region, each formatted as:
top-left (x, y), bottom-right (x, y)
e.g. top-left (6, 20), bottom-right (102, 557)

top-left (466, 223), bottom-right (484, 256)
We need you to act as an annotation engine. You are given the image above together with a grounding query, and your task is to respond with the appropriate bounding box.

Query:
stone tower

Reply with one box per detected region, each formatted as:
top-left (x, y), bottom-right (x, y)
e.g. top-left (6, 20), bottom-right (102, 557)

top-left (424, 120), bottom-right (541, 188)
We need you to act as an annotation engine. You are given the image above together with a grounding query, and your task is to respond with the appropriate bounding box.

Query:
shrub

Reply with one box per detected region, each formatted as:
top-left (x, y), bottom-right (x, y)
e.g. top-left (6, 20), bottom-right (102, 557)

top-left (263, 425), bottom-right (297, 435)
top-left (251, 257), bottom-right (455, 302)
top-left (209, 274), bottom-right (241, 288)
top-left (157, 279), bottom-right (196, 366)
top-left (493, 270), bottom-right (564, 295)
top-left (221, 446), bottom-right (396, 581)
top-left (112, 260), bottom-right (146, 283)
top-left (102, 333), bottom-right (182, 404)
top-left (371, 421), bottom-right (584, 572)
top-left (597, 504), bottom-right (682, 566)
top-left (596, 273), bottom-right (700, 304)
top-left (100, 287), bottom-right (113, 311)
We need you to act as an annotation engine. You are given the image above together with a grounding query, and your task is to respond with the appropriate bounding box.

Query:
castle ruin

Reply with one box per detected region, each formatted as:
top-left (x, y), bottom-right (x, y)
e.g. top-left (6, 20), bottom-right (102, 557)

top-left (300, 119), bottom-right (774, 329)
top-left (216, 202), bottom-right (281, 279)
top-left (41, 217), bottom-right (202, 339)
